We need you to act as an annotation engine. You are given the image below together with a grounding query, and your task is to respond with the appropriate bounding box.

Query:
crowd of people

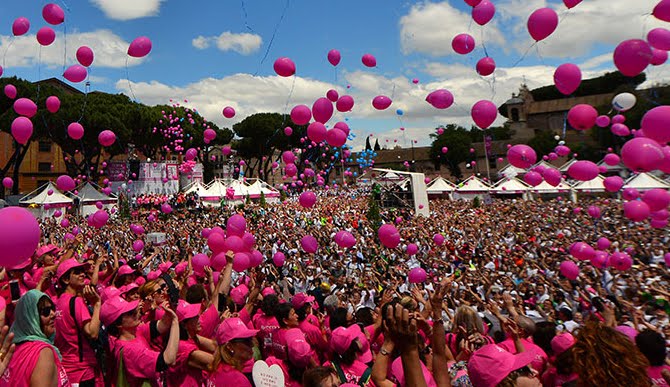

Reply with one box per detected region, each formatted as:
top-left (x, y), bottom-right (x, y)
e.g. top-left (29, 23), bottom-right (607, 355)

top-left (0, 186), bottom-right (669, 386)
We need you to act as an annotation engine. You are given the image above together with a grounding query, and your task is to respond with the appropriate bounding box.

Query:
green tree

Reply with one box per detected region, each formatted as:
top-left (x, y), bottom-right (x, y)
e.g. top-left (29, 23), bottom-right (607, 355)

top-left (429, 124), bottom-right (473, 179)
top-left (526, 130), bottom-right (558, 158)
top-left (367, 189), bottom-right (382, 233)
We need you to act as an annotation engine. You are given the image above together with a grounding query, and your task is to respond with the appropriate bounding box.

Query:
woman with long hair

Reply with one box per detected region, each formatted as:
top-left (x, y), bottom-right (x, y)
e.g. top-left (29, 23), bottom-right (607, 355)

top-left (446, 305), bottom-right (494, 358)
top-left (208, 317), bottom-right (258, 386)
top-left (572, 321), bottom-right (651, 386)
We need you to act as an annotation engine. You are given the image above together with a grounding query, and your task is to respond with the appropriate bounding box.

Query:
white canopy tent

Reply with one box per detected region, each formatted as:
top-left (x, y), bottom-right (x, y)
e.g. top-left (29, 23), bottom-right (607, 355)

top-left (572, 175), bottom-right (606, 193)
top-left (490, 177), bottom-right (531, 199)
top-left (426, 177), bottom-right (456, 196)
top-left (559, 159), bottom-right (577, 172)
top-left (201, 179), bottom-right (227, 205)
top-left (246, 180), bottom-right (280, 201)
top-left (182, 181), bottom-right (208, 196)
top-left (498, 163), bottom-right (527, 179)
top-left (528, 179), bottom-right (575, 201)
top-left (624, 173), bottom-right (670, 191)
top-left (453, 175), bottom-right (491, 201)
top-left (74, 182), bottom-right (118, 217)
top-left (19, 182), bottom-right (73, 220)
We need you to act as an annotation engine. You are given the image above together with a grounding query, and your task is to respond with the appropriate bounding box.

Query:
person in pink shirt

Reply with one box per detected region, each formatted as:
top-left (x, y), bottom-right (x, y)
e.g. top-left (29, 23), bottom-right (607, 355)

top-left (636, 330), bottom-right (670, 387)
top-left (324, 326), bottom-right (373, 386)
top-left (467, 344), bottom-right (541, 387)
top-left (496, 316), bottom-right (548, 375)
top-left (272, 303), bottom-right (301, 361)
top-left (293, 293), bottom-right (329, 359)
top-left (0, 290), bottom-right (70, 387)
top-left (253, 293), bottom-right (280, 358)
top-left (102, 296), bottom-right (180, 387)
top-left (207, 317), bottom-right (258, 387)
top-left (541, 332), bottom-right (578, 387)
top-left (266, 328), bottom-right (314, 387)
top-left (54, 258), bottom-right (102, 387)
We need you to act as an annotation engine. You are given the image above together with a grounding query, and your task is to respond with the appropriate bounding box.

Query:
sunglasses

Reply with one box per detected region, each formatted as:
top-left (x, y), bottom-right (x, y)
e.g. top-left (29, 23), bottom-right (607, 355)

top-left (71, 267), bottom-right (86, 276)
top-left (153, 284), bottom-right (168, 294)
top-left (229, 338), bottom-right (253, 346)
top-left (40, 305), bottom-right (56, 317)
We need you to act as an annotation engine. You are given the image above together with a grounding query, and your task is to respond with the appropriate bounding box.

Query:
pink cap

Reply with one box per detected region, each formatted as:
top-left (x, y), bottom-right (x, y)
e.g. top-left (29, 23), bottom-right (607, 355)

top-left (36, 244), bottom-right (60, 257)
top-left (391, 357), bottom-right (438, 387)
top-left (175, 261), bottom-right (188, 275)
top-left (331, 326), bottom-right (359, 355)
top-left (56, 258), bottom-right (89, 281)
top-left (551, 333), bottom-right (575, 356)
top-left (135, 277), bottom-right (146, 286)
top-left (285, 328), bottom-right (312, 367)
top-left (100, 296), bottom-right (139, 326)
top-left (467, 344), bottom-right (536, 387)
top-left (147, 270), bottom-right (160, 281)
top-left (119, 283), bottom-right (139, 296)
top-left (117, 264), bottom-right (135, 276)
top-left (215, 317), bottom-right (259, 345)
top-left (101, 286), bottom-right (121, 304)
top-left (354, 325), bottom-right (373, 363)
top-left (176, 299), bottom-right (200, 322)
top-left (158, 262), bottom-right (173, 274)
top-left (6, 257), bottom-right (33, 271)
top-left (291, 293), bottom-right (315, 309)
top-left (261, 287), bottom-right (276, 297)
top-left (230, 284), bottom-right (249, 305)
top-left (616, 325), bottom-right (637, 342)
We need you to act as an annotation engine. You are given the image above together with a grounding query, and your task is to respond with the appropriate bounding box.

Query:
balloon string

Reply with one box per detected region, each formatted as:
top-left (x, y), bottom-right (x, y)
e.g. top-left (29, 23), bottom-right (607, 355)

top-left (2, 39), bottom-right (15, 73)
top-left (77, 71), bottom-right (90, 122)
top-left (36, 46), bottom-right (42, 101)
top-left (534, 44), bottom-right (546, 66)
top-left (478, 28), bottom-right (496, 100)
top-left (510, 42), bottom-right (536, 69)
top-left (283, 75), bottom-right (297, 116)
top-left (240, 0), bottom-right (256, 33)
top-left (125, 57), bottom-right (138, 101)
top-left (62, 22), bottom-right (68, 75)
top-left (254, 0), bottom-right (290, 76)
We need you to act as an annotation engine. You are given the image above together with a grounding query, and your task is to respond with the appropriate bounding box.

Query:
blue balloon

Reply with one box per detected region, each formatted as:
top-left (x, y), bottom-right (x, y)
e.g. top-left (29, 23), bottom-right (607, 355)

top-left (396, 109), bottom-right (404, 116)
top-left (353, 172), bottom-right (358, 176)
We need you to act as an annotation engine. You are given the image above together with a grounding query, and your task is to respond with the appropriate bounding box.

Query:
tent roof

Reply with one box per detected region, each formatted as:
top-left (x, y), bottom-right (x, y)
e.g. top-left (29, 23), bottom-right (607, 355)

top-left (202, 179), bottom-right (227, 197)
top-left (624, 173), bottom-right (670, 190)
top-left (75, 182), bottom-right (116, 202)
top-left (529, 179), bottom-right (573, 193)
top-left (572, 175), bottom-right (606, 192)
top-left (498, 163), bottom-right (527, 178)
top-left (20, 182), bottom-right (73, 205)
top-left (596, 159), bottom-right (626, 171)
top-left (427, 177), bottom-right (456, 193)
top-left (490, 177), bottom-right (530, 193)
top-left (184, 181), bottom-right (208, 196)
top-left (456, 175), bottom-right (490, 192)
top-left (559, 159), bottom-right (577, 172)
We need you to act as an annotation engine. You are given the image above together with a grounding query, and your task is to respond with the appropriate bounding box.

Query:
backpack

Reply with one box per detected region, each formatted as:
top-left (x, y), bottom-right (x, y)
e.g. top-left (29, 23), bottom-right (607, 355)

top-left (330, 359), bottom-right (372, 387)
top-left (69, 297), bottom-right (109, 376)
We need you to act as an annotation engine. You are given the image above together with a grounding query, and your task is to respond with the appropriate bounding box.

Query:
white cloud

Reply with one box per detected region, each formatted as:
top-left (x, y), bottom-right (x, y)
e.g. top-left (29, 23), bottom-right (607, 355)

top-left (0, 29), bottom-right (146, 69)
top-left (399, 1), bottom-right (506, 56)
top-left (89, 0), bottom-right (164, 21)
top-left (191, 32), bottom-right (262, 55)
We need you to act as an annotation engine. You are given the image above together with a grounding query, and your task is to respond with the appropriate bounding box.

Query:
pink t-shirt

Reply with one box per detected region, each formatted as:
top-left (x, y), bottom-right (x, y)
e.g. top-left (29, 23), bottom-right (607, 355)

top-left (199, 304), bottom-right (219, 339)
top-left (54, 293), bottom-right (98, 383)
top-left (207, 363), bottom-right (252, 387)
top-left (299, 319), bottom-right (328, 354)
top-left (497, 338), bottom-right (548, 375)
top-left (166, 339), bottom-right (204, 387)
top-left (110, 324), bottom-right (162, 387)
top-left (272, 328), bottom-right (290, 361)
top-left (649, 365), bottom-right (670, 387)
top-left (253, 313), bottom-right (279, 357)
top-left (0, 341), bottom-right (70, 387)
top-left (266, 356), bottom-right (302, 387)
top-left (323, 359), bottom-right (373, 386)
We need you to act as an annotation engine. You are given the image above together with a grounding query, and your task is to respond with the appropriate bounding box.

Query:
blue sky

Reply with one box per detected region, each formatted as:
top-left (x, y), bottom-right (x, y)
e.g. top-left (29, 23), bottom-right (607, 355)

top-left (0, 0), bottom-right (668, 150)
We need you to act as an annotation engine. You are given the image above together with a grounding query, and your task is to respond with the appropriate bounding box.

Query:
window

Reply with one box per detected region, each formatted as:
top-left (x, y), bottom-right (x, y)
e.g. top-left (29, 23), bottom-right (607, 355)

top-left (38, 162), bottom-right (52, 172)
top-left (38, 140), bottom-right (52, 152)
top-left (511, 108), bottom-right (520, 122)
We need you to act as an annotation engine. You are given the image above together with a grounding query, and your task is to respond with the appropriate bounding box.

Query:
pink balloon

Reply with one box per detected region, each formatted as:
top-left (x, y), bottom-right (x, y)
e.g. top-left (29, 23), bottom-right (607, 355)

top-left (372, 95), bottom-right (392, 110)
top-left (659, 145), bottom-right (670, 174)
top-left (570, 242), bottom-right (596, 261)
top-left (507, 144), bottom-right (537, 169)
top-left (336, 95), bottom-right (355, 112)
top-left (132, 240), bottom-right (144, 252)
top-left (603, 176), bottom-right (624, 193)
top-left (595, 115), bottom-right (610, 127)
top-left (11, 117), bottom-right (33, 145)
top-left (63, 65), bottom-right (88, 83)
top-left (554, 64), bottom-right (582, 95)
top-left (12, 17), bottom-right (30, 36)
top-left (207, 233), bottom-right (226, 253)
top-left (326, 128), bottom-right (347, 147)
top-left (328, 49), bottom-right (341, 66)
top-left (472, 0), bottom-right (495, 25)
top-left (554, 145), bottom-right (571, 157)
top-left (406, 243), bottom-right (418, 256)
top-left (326, 89), bottom-right (339, 102)
top-left (610, 252), bottom-right (633, 271)
top-left (98, 130), bottom-right (116, 147)
top-left (476, 57), bottom-right (496, 76)
top-left (587, 205), bottom-right (601, 219)
top-left (596, 238), bottom-right (611, 251)
top-left (452, 33), bottom-right (475, 55)
top-left (2, 177), bottom-right (13, 189)
top-left (465, 0), bottom-right (482, 6)
top-left (624, 200), bottom-right (651, 222)
top-left (648, 28), bottom-right (670, 50)
top-left (55, 174), bottom-right (74, 190)
top-left (567, 104), bottom-right (598, 131)
top-left (13, 98), bottom-right (38, 118)
top-left (441, 147), bottom-right (448, 154)
top-left (300, 235), bottom-right (319, 253)
top-left (4, 85), bottom-right (17, 100)
top-left (563, 0), bottom-right (582, 8)
top-left (307, 122), bottom-right (327, 143)
top-left (185, 148), bottom-right (197, 161)
top-left (222, 106), bottom-right (236, 118)
top-left (621, 137), bottom-right (664, 172)
top-left (160, 203), bottom-right (172, 214)
top-left (334, 230), bottom-right (356, 248)
top-left (273, 57), bottom-right (296, 77)
top-left (232, 253), bottom-right (250, 272)
top-left (0, 207), bottom-right (41, 268)
top-left (471, 100), bottom-right (497, 129)
top-left (272, 252), bottom-right (286, 266)
top-left (651, 218), bottom-right (669, 228)
top-left (654, 0), bottom-right (670, 22)
top-left (362, 54), bottom-right (377, 67)
top-left (334, 122), bottom-right (350, 136)
top-left (290, 105), bottom-right (312, 125)
top-left (283, 126), bottom-right (293, 136)
top-left (249, 250), bottom-right (263, 267)
top-left (222, 145), bottom-right (232, 156)
top-left (299, 191), bottom-right (317, 208)
top-left (524, 171), bottom-right (543, 187)
top-left (591, 251), bottom-right (609, 269)
top-left (46, 96), bottom-right (61, 113)
top-left (36, 27), bottom-right (56, 46)
top-left (128, 36), bottom-right (152, 58)
top-left (282, 151), bottom-right (296, 164)
top-left (312, 98), bottom-right (334, 123)
top-left (433, 234), bottom-right (445, 246)
top-left (613, 39), bottom-right (652, 77)
top-left (611, 123), bottom-right (630, 137)
top-left (224, 236), bottom-right (245, 253)
top-left (226, 214), bottom-right (246, 237)
top-left (378, 224), bottom-right (400, 248)
top-left (527, 8), bottom-right (558, 41)
top-left (604, 153), bottom-right (620, 166)
top-left (641, 105), bottom-right (670, 144)
top-left (285, 163), bottom-right (297, 177)
top-left (91, 210), bottom-right (109, 229)
top-left (559, 261), bottom-right (580, 280)
top-left (651, 48), bottom-right (668, 66)
top-left (567, 160), bottom-right (599, 181)
top-left (42, 3), bottom-right (65, 25)
top-left (204, 128), bottom-right (216, 141)
top-left (192, 253), bottom-right (210, 276)
top-left (408, 267), bottom-right (427, 283)
top-left (425, 89), bottom-right (454, 109)
top-left (75, 46), bottom-right (94, 67)
top-left (623, 187), bottom-right (640, 201)
top-left (642, 188), bottom-right (670, 211)
top-left (67, 122), bottom-right (84, 140)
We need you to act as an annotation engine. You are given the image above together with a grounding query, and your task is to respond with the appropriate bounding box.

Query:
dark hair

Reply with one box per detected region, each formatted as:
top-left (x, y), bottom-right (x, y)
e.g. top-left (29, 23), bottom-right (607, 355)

top-left (555, 347), bottom-right (575, 375)
top-left (302, 366), bottom-right (337, 387)
top-left (532, 321), bottom-right (557, 356)
top-left (275, 303), bottom-right (294, 328)
top-left (295, 303), bottom-right (311, 322)
top-left (334, 341), bottom-right (360, 366)
top-left (635, 329), bottom-right (667, 366)
top-left (329, 307), bottom-right (349, 331)
top-left (287, 357), bottom-right (308, 383)
top-left (355, 307), bottom-right (374, 327)
top-left (185, 284), bottom-right (207, 304)
top-left (260, 295), bottom-right (279, 316)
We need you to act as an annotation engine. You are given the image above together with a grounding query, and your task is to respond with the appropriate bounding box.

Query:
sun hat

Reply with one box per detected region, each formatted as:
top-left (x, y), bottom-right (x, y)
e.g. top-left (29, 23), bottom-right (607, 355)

top-left (100, 296), bottom-right (139, 326)
top-left (176, 299), bottom-right (200, 322)
top-left (56, 258), bottom-right (89, 281)
top-left (215, 317), bottom-right (259, 345)
top-left (467, 344), bottom-right (536, 387)
top-left (291, 293), bottom-right (315, 309)
top-left (551, 332), bottom-right (575, 356)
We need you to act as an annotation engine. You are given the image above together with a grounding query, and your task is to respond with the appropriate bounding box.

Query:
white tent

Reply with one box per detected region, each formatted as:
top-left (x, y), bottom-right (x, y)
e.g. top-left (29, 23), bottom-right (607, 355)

top-left (74, 182), bottom-right (118, 217)
top-left (498, 163), bottom-right (527, 179)
top-left (490, 177), bottom-right (531, 197)
top-left (624, 173), bottom-right (670, 191)
top-left (596, 159), bottom-right (627, 175)
top-left (559, 159), bottom-right (577, 172)
top-left (201, 179), bottom-right (227, 202)
top-left (572, 175), bottom-right (606, 193)
top-left (453, 175), bottom-right (491, 201)
top-left (183, 181), bottom-right (208, 196)
top-left (19, 182), bottom-right (73, 220)
top-left (246, 180), bottom-right (280, 200)
top-left (426, 177), bottom-right (456, 195)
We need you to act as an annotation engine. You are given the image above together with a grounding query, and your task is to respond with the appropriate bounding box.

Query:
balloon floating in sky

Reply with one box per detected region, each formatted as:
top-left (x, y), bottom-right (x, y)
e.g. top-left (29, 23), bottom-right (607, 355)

top-left (290, 105), bottom-right (311, 125)
top-left (11, 117), bottom-right (33, 145)
top-left (46, 96), bottom-right (61, 113)
top-left (621, 137), bottom-right (664, 172)
top-left (327, 49), bottom-right (341, 66)
top-left (336, 95), bottom-right (355, 112)
top-left (476, 57), bottom-right (496, 76)
top-left (361, 54), bottom-right (376, 67)
top-left (554, 64), bottom-right (581, 95)
top-left (222, 106), bottom-right (236, 118)
top-left (563, 0), bottom-right (582, 9)
top-left (640, 105), bottom-right (670, 144)
top-left (507, 144), bottom-right (537, 169)
top-left (63, 65), bottom-right (88, 83)
top-left (76, 46), bottom-right (95, 67)
top-left (613, 39), bottom-right (652, 77)
top-left (12, 17), bottom-right (30, 36)
top-left (98, 130), bottom-right (116, 147)
top-left (612, 92), bottom-right (636, 112)
top-left (425, 89), bottom-right (454, 109)
top-left (470, 100), bottom-right (497, 129)
top-left (452, 33), bottom-right (475, 55)
top-left (312, 97), bottom-right (334, 123)
top-left (372, 95), bottom-right (392, 110)
top-left (0, 207), bottom-right (41, 268)
top-left (42, 3), bottom-right (65, 25)
top-left (67, 122), bottom-right (85, 140)
top-left (472, 0), bottom-right (495, 25)
top-left (378, 224), bottom-right (400, 249)
top-left (567, 104), bottom-right (597, 131)
top-left (653, 0), bottom-right (670, 22)
top-left (14, 98), bottom-right (38, 118)
top-left (36, 27), bottom-right (56, 46)
top-left (527, 8), bottom-right (558, 41)
top-left (647, 28), bottom-right (670, 51)
top-left (128, 36), bottom-right (153, 58)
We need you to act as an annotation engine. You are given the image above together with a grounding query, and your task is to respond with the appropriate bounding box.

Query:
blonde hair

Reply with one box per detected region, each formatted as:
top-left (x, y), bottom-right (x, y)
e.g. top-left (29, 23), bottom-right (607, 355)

top-left (209, 344), bottom-right (244, 373)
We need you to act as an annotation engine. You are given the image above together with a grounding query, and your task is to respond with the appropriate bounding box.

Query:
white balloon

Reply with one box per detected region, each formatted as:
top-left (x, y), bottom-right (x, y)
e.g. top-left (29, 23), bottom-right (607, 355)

top-left (554, 135), bottom-right (561, 141)
top-left (612, 92), bottom-right (636, 112)
top-left (558, 140), bottom-right (566, 145)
